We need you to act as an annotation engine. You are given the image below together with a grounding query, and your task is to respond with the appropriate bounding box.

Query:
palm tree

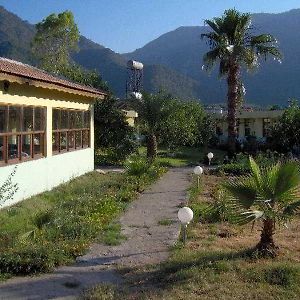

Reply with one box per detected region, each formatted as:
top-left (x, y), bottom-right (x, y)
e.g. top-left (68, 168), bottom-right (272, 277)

top-left (224, 157), bottom-right (300, 257)
top-left (132, 91), bottom-right (170, 160)
top-left (201, 9), bottom-right (282, 156)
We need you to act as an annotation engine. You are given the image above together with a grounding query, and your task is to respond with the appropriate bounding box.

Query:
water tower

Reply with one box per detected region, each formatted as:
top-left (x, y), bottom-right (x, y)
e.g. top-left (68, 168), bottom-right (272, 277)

top-left (126, 60), bottom-right (143, 99)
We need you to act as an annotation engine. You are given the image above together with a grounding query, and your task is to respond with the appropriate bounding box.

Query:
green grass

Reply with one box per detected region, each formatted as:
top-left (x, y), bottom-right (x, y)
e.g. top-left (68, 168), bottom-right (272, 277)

top-left (0, 164), bottom-right (166, 278)
top-left (158, 219), bottom-right (174, 226)
top-left (138, 146), bottom-right (226, 167)
top-left (98, 223), bottom-right (127, 246)
top-left (82, 172), bottom-right (300, 300)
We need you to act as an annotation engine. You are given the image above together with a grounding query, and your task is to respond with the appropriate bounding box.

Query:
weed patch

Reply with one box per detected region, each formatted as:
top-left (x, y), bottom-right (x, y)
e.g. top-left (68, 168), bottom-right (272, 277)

top-left (0, 164), bottom-right (165, 278)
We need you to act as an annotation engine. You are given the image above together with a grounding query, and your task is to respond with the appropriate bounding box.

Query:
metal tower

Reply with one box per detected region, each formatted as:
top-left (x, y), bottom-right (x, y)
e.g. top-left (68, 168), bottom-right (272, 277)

top-left (126, 60), bottom-right (143, 99)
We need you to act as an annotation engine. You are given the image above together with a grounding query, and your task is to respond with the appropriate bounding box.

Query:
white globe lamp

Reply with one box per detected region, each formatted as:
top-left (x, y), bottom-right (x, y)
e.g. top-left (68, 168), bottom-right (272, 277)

top-left (178, 207), bottom-right (194, 245)
top-left (193, 166), bottom-right (203, 176)
top-left (207, 152), bottom-right (214, 165)
top-left (193, 166), bottom-right (203, 188)
top-left (178, 207), bottom-right (194, 225)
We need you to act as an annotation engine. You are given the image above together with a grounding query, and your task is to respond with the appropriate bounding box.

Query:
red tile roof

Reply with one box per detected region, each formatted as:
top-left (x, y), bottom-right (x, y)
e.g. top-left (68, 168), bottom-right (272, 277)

top-left (0, 57), bottom-right (106, 97)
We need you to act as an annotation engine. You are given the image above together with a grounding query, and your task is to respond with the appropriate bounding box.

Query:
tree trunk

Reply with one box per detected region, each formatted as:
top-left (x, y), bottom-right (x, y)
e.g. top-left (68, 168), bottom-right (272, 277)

top-left (147, 133), bottom-right (157, 161)
top-left (256, 218), bottom-right (278, 257)
top-left (227, 63), bottom-right (239, 158)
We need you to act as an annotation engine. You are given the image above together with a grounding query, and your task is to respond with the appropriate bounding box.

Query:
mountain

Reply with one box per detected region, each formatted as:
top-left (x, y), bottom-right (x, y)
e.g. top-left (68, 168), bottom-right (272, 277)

top-left (125, 9), bottom-right (300, 105)
top-left (0, 6), bottom-right (35, 63)
top-left (1, 5), bottom-right (300, 104)
top-left (0, 6), bottom-right (200, 99)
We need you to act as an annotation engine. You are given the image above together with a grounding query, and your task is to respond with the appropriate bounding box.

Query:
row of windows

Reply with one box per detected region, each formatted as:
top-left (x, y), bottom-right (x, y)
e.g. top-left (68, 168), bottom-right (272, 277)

top-left (0, 105), bottom-right (90, 166)
top-left (0, 106), bottom-right (45, 133)
top-left (216, 118), bottom-right (273, 138)
top-left (53, 109), bottom-right (90, 130)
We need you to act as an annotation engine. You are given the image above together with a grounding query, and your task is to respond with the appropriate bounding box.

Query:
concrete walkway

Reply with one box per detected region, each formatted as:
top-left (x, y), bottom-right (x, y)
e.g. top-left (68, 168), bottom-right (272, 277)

top-left (0, 168), bottom-right (191, 300)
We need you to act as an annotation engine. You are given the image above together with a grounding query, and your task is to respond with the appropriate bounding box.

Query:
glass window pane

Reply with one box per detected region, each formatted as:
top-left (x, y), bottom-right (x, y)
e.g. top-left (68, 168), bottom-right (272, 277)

top-left (8, 135), bottom-right (18, 160)
top-left (69, 111), bottom-right (76, 129)
top-left (84, 111), bottom-right (90, 128)
top-left (52, 132), bottom-right (59, 153)
top-left (75, 111), bottom-right (83, 128)
top-left (61, 110), bottom-right (69, 129)
top-left (82, 130), bottom-right (89, 147)
top-left (53, 109), bottom-right (60, 130)
top-left (75, 131), bottom-right (82, 148)
top-left (0, 106), bottom-right (7, 133)
top-left (68, 131), bottom-right (75, 149)
top-left (34, 133), bottom-right (44, 156)
top-left (23, 106), bottom-right (33, 132)
top-left (60, 132), bottom-right (67, 151)
top-left (22, 134), bottom-right (31, 157)
top-left (0, 136), bottom-right (3, 162)
top-left (8, 106), bottom-right (21, 132)
top-left (35, 107), bottom-right (45, 131)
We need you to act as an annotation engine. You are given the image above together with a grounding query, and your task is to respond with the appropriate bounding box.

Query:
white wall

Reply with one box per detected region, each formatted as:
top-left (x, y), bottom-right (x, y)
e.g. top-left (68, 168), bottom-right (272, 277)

top-left (0, 148), bottom-right (94, 208)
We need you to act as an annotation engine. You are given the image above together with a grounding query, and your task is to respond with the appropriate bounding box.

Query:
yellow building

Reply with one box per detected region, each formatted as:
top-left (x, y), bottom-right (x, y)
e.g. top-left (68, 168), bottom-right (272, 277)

top-left (0, 57), bottom-right (106, 207)
top-left (214, 109), bottom-right (283, 142)
top-left (123, 110), bottom-right (138, 127)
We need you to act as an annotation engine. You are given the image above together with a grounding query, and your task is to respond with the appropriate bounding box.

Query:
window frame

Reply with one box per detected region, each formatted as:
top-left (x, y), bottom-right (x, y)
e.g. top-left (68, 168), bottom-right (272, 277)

top-left (52, 108), bottom-right (90, 155)
top-left (0, 104), bottom-right (46, 166)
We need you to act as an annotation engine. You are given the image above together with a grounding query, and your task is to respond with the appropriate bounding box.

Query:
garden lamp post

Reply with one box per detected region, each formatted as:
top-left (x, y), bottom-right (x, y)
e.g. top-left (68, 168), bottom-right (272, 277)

top-left (207, 152), bottom-right (214, 166)
top-left (193, 166), bottom-right (203, 188)
top-left (178, 207), bottom-right (194, 246)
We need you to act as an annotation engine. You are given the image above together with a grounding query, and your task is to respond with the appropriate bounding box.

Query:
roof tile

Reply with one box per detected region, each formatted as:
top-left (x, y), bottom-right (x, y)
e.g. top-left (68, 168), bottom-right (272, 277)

top-left (0, 57), bottom-right (106, 97)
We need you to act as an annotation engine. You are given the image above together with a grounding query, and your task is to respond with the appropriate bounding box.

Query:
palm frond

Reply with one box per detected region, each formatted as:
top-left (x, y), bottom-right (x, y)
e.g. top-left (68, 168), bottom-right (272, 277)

top-left (251, 34), bottom-right (277, 46)
top-left (283, 200), bottom-right (300, 216)
top-left (204, 19), bottom-right (221, 34)
top-left (274, 161), bottom-right (300, 201)
top-left (249, 156), bottom-right (262, 187)
top-left (203, 48), bottom-right (221, 72)
top-left (223, 176), bottom-right (257, 209)
top-left (255, 45), bottom-right (282, 61)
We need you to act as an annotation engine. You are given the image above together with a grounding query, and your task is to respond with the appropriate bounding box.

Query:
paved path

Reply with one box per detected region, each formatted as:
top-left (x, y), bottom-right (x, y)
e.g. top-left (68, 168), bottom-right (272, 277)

top-left (0, 168), bottom-right (191, 300)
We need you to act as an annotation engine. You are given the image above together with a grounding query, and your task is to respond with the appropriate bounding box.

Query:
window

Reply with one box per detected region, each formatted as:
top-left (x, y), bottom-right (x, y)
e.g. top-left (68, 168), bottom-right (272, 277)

top-left (0, 105), bottom-right (46, 166)
top-left (244, 119), bottom-right (251, 137)
top-left (263, 118), bottom-right (272, 137)
top-left (236, 119), bottom-right (240, 136)
top-left (52, 108), bottom-right (90, 154)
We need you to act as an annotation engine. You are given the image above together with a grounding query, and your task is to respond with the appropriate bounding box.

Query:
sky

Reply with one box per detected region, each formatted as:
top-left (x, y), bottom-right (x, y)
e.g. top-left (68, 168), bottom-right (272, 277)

top-left (0, 0), bottom-right (299, 53)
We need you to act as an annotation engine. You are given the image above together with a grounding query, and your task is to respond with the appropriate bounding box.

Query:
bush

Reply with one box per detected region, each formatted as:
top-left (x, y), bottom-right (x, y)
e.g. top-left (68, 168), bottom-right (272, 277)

top-left (217, 152), bottom-right (282, 175)
top-left (124, 156), bottom-right (150, 177)
top-left (0, 243), bottom-right (70, 275)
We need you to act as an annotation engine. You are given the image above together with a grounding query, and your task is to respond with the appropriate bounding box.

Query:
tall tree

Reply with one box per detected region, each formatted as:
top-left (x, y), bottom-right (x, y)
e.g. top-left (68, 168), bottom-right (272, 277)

top-left (161, 100), bottom-right (207, 150)
top-left (32, 11), bottom-right (79, 74)
top-left (59, 64), bottom-right (109, 91)
top-left (201, 9), bottom-right (282, 156)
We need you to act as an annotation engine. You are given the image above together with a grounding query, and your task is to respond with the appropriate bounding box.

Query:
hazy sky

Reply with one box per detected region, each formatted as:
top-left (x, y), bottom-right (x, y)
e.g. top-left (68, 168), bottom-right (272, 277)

top-left (0, 0), bottom-right (299, 53)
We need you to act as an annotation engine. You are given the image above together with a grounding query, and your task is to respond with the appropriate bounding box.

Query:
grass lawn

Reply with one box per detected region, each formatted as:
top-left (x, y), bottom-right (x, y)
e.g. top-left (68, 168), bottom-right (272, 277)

top-left (0, 164), bottom-right (165, 279)
top-left (83, 173), bottom-right (300, 300)
top-left (138, 146), bottom-right (226, 167)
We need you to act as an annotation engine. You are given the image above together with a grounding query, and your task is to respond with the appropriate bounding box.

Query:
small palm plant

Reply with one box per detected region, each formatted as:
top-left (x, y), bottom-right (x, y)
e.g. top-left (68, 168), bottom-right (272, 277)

top-left (223, 157), bottom-right (300, 257)
top-left (124, 156), bottom-right (150, 192)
